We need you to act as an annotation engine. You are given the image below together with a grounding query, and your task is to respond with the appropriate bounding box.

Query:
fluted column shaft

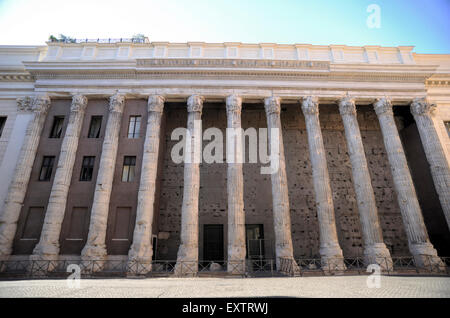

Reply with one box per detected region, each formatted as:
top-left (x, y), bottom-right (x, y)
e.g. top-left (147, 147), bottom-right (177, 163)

top-left (175, 95), bottom-right (204, 276)
top-left (81, 94), bottom-right (125, 264)
top-left (301, 96), bottom-right (345, 270)
top-left (338, 97), bottom-right (392, 268)
top-left (374, 98), bottom-right (441, 267)
top-left (226, 95), bottom-right (246, 273)
top-left (0, 95), bottom-right (51, 257)
top-left (264, 97), bottom-right (296, 269)
top-left (411, 98), bottom-right (450, 231)
top-left (128, 95), bottom-right (165, 272)
top-left (31, 95), bottom-right (88, 260)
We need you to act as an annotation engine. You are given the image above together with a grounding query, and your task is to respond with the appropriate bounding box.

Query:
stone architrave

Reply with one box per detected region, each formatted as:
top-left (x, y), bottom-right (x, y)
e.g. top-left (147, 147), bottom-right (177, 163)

top-left (0, 95), bottom-right (51, 258)
top-left (301, 96), bottom-right (346, 273)
top-left (373, 98), bottom-right (443, 268)
top-left (174, 95), bottom-right (204, 276)
top-left (127, 95), bottom-right (165, 274)
top-left (225, 95), bottom-right (246, 274)
top-left (338, 96), bottom-right (392, 270)
top-left (264, 97), bottom-right (298, 271)
top-left (81, 94), bottom-right (125, 271)
top-left (31, 95), bottom-right (88, 263)
top-left (410, 98), bottom-right (450, 231)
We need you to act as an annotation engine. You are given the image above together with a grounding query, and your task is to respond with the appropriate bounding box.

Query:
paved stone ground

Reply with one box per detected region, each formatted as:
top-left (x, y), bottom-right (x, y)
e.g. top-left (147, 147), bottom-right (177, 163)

top-left (0, 275), bottom-right (449, 298)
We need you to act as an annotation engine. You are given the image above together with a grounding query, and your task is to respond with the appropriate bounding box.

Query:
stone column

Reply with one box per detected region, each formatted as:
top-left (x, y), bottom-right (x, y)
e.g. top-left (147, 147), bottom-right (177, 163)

top-left (410, 98), bottom-right (450, 231)
top-left (127, 95), bottom-right (165, 274)
top-left (31, 95), bottom-right (88, 263)
top-left (174, 95), bottom-right (204, 276)
top-left (264, 97), bottom-right (297, 271)
top-left (0, 95), bottom-right (51, 257)
top-left (81, 94), bottom-right (125, 270)
top-left (301, 96), bottom-right (345, 272)
top-left (373, 98), bottom-right (442, 268)
top-left (338, 96), bottom-right (392, 270)
top-left (226, 95), bottom-right (246, 274)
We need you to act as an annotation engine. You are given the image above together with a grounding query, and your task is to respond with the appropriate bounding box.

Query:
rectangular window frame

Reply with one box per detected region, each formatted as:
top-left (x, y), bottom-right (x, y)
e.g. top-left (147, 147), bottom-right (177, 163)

top-left (121, 156), bottom-right (136, 182)
top-left (49, 116), bottom-right (64, 139)
top-left (127, 115), bottom-right (141, 139)
top-left (0, 117), bottom-right (6, 138)
top-left (39, 156), bottom-right (55, 181)
top-left (79, 156), bottom-right (95, 182)
top-left (87, 116), bottom-right (102, 139)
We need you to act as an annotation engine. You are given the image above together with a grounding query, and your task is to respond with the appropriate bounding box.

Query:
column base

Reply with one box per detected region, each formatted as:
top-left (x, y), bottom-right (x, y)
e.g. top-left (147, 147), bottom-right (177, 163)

top-left (174, 244), bottom-right (198, 276)
top-left (127, 257), bottom-right (153, 275)
top-left (320, 245), bottom-right (346, 274)
top-left (410, 242), bottom-right (445, 271)
top-left (174, 260), bottom-right (198, 277)
top-left (227, 259), bottom-right (246, 275)
top-left (80, 244), bottom-right (108, 273)
top-left (29, 251), bottom-right (60, 274)
top-left (363, 243), bottom-right (393, 271)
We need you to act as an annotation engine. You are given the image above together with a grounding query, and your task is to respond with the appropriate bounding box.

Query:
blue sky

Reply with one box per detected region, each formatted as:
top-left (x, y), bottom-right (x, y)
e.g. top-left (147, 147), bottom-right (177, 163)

top-left (0, 0), bottom-right (449, 53)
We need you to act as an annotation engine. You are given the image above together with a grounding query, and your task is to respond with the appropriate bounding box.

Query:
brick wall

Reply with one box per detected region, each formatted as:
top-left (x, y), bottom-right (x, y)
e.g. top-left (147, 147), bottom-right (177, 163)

top-left (156, 102), bottom-right (411, 260)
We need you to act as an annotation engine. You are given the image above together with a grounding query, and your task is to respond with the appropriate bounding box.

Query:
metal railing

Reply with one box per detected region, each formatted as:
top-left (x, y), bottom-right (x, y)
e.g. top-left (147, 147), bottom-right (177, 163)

top-left (0, 256), bottom-right (449, 279)
top-left (278, 256), bottom-right (450, 277)
top-left (48, 38), bottom-right (150, 44)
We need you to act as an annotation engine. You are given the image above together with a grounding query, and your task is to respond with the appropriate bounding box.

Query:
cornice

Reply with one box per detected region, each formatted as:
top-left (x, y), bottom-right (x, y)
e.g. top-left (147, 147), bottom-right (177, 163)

top-left (22, 58), bottom-right (434, 84)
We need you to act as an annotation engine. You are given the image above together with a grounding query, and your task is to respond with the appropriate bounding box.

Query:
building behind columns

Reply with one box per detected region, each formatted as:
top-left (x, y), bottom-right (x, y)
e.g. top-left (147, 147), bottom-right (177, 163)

top-left (0, 39), bottom-right (450, 265)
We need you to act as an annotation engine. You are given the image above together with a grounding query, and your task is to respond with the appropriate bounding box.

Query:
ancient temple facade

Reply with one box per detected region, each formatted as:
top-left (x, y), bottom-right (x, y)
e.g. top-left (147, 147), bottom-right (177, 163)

top-left (0, 39), bottom-right (449, 274)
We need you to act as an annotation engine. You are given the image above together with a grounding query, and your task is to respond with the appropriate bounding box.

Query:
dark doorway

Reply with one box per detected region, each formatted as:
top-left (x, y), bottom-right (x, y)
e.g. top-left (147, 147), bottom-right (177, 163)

top-left (203, 225), bottom-right (224, 261)
top-left (394, 106), bottom-right (450, 256)
top-left (246, 224), bottom-right (265, 259)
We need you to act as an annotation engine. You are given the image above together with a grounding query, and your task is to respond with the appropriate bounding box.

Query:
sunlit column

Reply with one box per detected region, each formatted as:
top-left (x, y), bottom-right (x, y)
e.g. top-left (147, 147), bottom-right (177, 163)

top-left (127, 95), bottom-right (165, 274)
top-left (0, 95), bottom-right (51, 257)
top-left (301, 96), bottom-right (345, 272)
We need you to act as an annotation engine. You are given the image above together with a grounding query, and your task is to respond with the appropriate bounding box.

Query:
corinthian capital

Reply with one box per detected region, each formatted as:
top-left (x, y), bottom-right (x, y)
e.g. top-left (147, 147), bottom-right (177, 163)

top-left (32, 94), bottom-right (51, 114)
top-left (301, 96), bottom-right (319, 115)
top-left (148, 95), bottom-right (165, 113)
top-left (109, 94), bottom-right (125, 113)
top-left (187, 95), bottom-right (204, 113)
top-left (71, 94), bottom-right (88, 113)
top-left (373, 97), bottom-right (393, 116)
top-left (264, 96), bottom-right (281, 115)
top-left (410, 98), bottom-right (436, 116)
top-left (17, 96), bottom-right (33, 112)
top-left (338, 95), bottom-right (356, 116)
top-left (226, 95), bottom-right (242, 115)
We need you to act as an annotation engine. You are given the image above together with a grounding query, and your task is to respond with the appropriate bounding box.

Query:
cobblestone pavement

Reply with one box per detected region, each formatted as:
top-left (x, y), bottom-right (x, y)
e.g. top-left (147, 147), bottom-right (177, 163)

top-left (0, 275), bottom-right (449, 298)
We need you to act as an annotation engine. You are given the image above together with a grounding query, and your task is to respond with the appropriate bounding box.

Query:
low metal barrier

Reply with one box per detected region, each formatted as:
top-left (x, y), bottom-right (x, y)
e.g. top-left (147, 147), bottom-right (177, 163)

top-left (278, 256), bottom-right (450, 277)
top-left (0, 256), bottom-right (448, 279)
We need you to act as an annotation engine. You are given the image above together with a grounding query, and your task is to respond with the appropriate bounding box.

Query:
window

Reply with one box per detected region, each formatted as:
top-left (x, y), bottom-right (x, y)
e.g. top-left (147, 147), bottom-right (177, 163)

top-left (88, 116), bottom-right (102, 138)
top-left (79, 156), bottom-right (95, 181)
top-left (445, 121), bottom-right (450, 138)
top-left (0, 117), bottom-right (6, 138)
top-left (127, 116), bottom-right (141, 138)
top-left (49, 116), bottom-right (64, 138)
top-left (121, 156), bottom-right (136, 182)
top-left (39, 156), bottom-right (55, 181)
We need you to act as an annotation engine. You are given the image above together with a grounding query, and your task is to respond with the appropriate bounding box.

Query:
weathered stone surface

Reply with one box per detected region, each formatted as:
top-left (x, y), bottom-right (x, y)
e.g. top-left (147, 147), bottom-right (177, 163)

top-left (226, 95), bottom-right (246, 274)
top-left (338, 96), bottom-right (392, 269)
top-left (127, 95), bottom-right (165, 273)
top-left (374, 97), bottom-right (442, 267)
top-left (81, 94), bottom-right (125, 269)
top-left (410, 98), bottom-right (450, 231)
top-left (301, 96), bottom-right (345, 272)
top-left (174, 95), bottom-right (204, 276)
top-left (31, 95), bottom-right (88, 262)
top-left (0, 95), bottom-right (51, 257)
top-left (264, 97), bottom-right (298, 271)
